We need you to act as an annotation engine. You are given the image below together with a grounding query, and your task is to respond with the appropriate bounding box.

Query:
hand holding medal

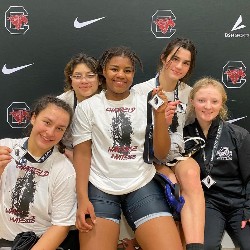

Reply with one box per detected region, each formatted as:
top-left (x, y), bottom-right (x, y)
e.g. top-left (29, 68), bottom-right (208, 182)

top-left (148, 87), bottom-right (167, 113)
top-left (10, 144), bottom-right (27, 163)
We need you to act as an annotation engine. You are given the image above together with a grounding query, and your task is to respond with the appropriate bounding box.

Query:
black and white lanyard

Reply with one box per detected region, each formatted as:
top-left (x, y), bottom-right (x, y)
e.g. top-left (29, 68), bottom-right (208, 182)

top-left (195, 121), bottom-right (223, 188)
top-left (143, 90), bottom-right (154, 164)
top-left (155, 76), bottom-right (180, 132)
top-left (73, 90), bottom-right (78, 111)
top-left (155, 76), bottom-right (180, 102)
top-left (17, 139), bottom-right (53, 166)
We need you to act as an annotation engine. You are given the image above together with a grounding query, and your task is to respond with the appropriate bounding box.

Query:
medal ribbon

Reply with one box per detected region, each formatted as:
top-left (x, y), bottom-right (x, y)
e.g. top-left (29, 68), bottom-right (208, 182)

top-left (18, 139), bottom-right (53, 165)
top-left (155, 76), bottom-right (180, 101)
top-left (155, 76), bottom-right (180, 132)
top-left (143, 90), bottom-right (154, 164)
top-left (195, 121), bottom-right (223, 176)
top-left (73, 90), bottom-right (77, 111)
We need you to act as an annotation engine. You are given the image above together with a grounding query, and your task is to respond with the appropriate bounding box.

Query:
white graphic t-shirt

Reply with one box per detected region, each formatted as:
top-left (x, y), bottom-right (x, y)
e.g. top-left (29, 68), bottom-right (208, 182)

top-left (0, 138), bottom-right (77, 241)
top-left (72, 90), bottom-right (156, 195)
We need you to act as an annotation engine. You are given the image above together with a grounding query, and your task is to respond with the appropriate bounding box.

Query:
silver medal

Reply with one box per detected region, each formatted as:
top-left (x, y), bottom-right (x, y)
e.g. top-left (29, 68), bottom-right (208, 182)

top-left (10, 144), bottom-right (27, 162)
top-left (148, 94), bottom-right (164, 110)
top-left (202, 175), bottom-right (216, 188)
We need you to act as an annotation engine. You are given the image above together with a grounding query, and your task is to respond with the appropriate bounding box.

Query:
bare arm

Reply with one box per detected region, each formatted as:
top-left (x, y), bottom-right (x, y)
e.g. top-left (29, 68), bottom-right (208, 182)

top-left (0, 146), bottom-right (12, 177)
top-left (152, 88), bottom-right (171, 161)
top-left (73, 140), bottom-right (96, 232)
top-left (64, 148), bottom-right (73, 163)
top-left (154, 99), bottom-right (180, 162)
top-left (31, 225), bottom-right (69, 250)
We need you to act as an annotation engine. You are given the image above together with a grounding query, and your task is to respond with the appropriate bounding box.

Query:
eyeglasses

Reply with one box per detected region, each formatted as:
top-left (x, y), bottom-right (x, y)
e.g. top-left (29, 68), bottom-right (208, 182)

top-left (70, 73), bottom-right (97, 82)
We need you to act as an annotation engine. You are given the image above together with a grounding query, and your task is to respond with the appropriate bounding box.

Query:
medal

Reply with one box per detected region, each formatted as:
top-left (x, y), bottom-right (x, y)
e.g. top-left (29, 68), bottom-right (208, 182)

top-left (148, 93), bottom-right (164, 110)
top-left (196, 121), bottom-right (223, 190)
top-left (202, 175), bottom-right (216, 188)
top-left (10, 144), bottom-right (27, 162)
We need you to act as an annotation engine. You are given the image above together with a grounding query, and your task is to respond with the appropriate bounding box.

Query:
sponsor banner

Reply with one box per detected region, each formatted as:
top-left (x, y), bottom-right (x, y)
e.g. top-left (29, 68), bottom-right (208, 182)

top-left (225, 15), bottom-right (249, 38)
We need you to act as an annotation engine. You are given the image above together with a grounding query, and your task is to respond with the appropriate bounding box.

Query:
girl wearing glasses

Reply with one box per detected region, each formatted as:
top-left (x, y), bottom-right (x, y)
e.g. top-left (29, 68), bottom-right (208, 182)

top-left (58, 53), bottom-right (102, 161)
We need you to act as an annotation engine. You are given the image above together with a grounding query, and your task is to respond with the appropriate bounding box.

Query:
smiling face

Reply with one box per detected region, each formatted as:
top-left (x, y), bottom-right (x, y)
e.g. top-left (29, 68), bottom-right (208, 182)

top-left (71, 63), bottom-right (99, 102)
top-left (191, 85), bottom-right (223, 125)
top-left (29, 104), bottom-right (70, 157)
top-left (103, 56), bottom-right (135, 100)
top-left (161, 46), bottom-right (191, 82)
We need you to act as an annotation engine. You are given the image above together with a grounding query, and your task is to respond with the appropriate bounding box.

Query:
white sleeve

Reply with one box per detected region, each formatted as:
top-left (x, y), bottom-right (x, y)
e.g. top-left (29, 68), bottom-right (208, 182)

top-left (50, 162), bottom-right (77, 226)
top-left (131, 83), bottom-right (145, 95)
top-left (131, 78), bottom-right (155, 95)
top-left (71, 101), bottom-right (93, 146)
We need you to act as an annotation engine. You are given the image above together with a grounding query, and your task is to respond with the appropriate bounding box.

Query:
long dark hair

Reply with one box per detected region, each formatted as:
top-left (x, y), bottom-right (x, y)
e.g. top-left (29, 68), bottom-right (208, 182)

top-left (158, 37), bottom-right (197, 82)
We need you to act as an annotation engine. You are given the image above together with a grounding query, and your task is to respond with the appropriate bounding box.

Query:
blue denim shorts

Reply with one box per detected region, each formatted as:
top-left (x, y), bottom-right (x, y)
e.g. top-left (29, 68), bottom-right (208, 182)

top-left (88, 178), bottom-right (172, 231)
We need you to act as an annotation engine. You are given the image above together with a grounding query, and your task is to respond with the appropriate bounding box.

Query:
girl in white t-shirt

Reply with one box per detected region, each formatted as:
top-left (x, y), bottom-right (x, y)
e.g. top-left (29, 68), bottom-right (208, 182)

top-left (133, 38), bottom-right (205, 250)
top-left (72, 46), bottom-right (183, 249)
top-left (58, 52), bottom-right (102, 162)
top-left (0, 96), bottom-right (77, 250)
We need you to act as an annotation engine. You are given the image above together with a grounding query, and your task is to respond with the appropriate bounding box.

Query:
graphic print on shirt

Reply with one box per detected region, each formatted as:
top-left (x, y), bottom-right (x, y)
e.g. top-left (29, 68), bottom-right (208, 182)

top-left (216, 147), bottom-right (232, 161)
top-left (170, 103), bottom-right (188, 135)
top-left (11, 170), bottom-right (36, 219)
top-left (170, 113), bottom-right (179, 133)
top-left (107, 107), bottom-right (137, 160)
top-left (6, 164), bottom-right (49, 223)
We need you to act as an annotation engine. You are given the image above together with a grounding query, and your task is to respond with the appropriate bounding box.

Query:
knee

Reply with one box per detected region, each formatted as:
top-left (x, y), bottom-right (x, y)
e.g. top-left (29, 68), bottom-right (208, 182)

top-left (182, 168), bottom-right (202, 193)
top-left (175, 161), bottom-right (202, 192)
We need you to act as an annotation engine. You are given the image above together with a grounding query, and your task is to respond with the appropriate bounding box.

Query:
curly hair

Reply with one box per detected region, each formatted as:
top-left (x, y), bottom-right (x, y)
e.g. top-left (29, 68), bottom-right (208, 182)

top-left (97, 46), bottom-right (143, 88)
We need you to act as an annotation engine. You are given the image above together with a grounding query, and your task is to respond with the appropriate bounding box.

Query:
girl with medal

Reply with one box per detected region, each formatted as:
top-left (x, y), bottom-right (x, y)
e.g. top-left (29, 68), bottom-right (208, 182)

top-left (0, 96), bottom-right (77, 249)
top-left (133, 37), bottom-right (205, 250)
top-left (184, 77), bottom-right (250, 250)
top-left (72, 46), bottom-right (183, 250)
top-left (58, 52), bottom-right (102, 162)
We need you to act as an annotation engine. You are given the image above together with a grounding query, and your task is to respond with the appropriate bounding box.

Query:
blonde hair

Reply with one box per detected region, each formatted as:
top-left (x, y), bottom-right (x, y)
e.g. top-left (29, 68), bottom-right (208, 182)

top-left (186, 77), bottom-right (228, 122)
